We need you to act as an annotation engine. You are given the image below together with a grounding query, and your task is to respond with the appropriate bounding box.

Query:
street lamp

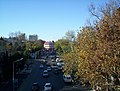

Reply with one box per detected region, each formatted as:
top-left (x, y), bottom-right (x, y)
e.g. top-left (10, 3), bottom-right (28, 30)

top-left (13, 58), bottom-right (23, 91)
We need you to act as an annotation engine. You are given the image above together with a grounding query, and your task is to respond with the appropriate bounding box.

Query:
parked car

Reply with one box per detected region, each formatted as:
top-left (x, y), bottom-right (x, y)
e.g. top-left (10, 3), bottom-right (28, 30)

top-left (63, 75), bottom-right (73, 83)
top-left (44, 83), bottom-right (52, 91)
top-left (43, 70), bottom-right (49, 77)
top-left (32, 82), bottom-right (39, 91)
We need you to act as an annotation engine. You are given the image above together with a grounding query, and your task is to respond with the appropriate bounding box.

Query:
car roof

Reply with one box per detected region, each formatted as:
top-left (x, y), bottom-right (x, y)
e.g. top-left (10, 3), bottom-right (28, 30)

top-left (44, 70), bottom-right (48, 72)
top-left (64, 75), bottom-right (71, 77)
top-left (33, 82), bottom-right (38, 85)
top-left (45, 83), bottom-right (51, 85)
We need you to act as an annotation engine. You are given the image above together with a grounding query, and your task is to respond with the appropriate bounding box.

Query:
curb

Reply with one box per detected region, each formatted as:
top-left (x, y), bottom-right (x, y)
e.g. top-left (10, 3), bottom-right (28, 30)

top-left (17, 63), bottom-right (35, 91)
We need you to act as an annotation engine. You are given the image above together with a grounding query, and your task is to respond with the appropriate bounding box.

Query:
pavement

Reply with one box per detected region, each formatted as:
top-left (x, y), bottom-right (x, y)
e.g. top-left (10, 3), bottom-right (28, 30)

top-left (17, 62), bottom-right (35, 88)
top-left (17, 60), bottom-right (36, 91)
top-left (0, 58), bottom-right (92, 91)
top-left (60, 86), bottom-right (88, 91)
top-left (16, 58), bottom-right (91, 91)
top-left (0, 59), bottom-right (35, 91)
top-left (0, 81), bottom-right (9, 91)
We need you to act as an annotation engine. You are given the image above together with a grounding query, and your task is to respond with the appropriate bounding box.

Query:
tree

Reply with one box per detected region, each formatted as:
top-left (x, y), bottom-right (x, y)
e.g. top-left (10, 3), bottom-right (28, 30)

top-left (55, 30), bottom-right (76, 54)
top-left (55, 39), bottom-right (71, 54)
top-left (63, 30), bottom-right (76, 42)
top-left (62, 0), bottom-right (120, 90)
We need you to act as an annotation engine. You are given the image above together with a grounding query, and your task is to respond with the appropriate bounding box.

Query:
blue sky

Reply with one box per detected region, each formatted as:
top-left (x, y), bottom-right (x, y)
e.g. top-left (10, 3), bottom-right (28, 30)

top-left (0, 0), bottom-right (107, 41)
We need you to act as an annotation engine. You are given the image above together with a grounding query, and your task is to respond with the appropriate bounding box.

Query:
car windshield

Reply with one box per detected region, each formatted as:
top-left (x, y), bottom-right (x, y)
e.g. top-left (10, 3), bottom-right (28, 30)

top-left (44, 70), bottom-right (48, 73)
top-left (33, 83), bottom-right (38, 86)
top-left (44, 72), bottom-right (47, 74)
top-left (46, 84), bottom-right (51, 87)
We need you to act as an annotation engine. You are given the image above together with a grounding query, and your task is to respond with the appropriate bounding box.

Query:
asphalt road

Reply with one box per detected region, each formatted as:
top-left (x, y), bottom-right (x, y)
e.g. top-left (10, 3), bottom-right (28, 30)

top-left (17, 59), bottom-right (66, 91)
top-left (17, 58), bottom-right (90, 91)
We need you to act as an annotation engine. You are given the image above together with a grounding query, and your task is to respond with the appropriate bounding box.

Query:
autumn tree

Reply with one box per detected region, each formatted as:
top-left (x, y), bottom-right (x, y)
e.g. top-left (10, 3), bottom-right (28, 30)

top-left (62, 0), bottom-right (120, 90)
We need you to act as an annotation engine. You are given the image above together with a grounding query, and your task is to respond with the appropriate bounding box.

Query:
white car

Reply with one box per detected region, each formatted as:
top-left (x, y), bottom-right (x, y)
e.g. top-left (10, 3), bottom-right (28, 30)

top-left (63, 75), bottom-right (73, 83)
top-left (55, 58), bottom-right (59, 62)
top-left (44, 83), bottom-right (52, 91)
top-left (57, 62), bottom-right (61, 66)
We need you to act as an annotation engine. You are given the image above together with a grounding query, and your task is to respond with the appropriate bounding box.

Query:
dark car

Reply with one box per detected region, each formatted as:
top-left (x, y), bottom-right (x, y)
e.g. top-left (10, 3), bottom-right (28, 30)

top-left (40, 64), bottom-right (44, 69)
top-left (54, 69), bottom-right (59, 74)
top-left (43, 70), bottom-right (49, 77)
top-left (32, 82), bottom-right (39, 91)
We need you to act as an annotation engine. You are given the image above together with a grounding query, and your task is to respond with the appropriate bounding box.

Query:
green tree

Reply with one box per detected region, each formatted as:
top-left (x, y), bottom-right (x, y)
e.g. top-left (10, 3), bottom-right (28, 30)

top-left (63, 30), bottom-right (76, 42)
top-left (55, 30), bottom-right (76, 54)
top-left (55, 39), bottom-right (71, 54)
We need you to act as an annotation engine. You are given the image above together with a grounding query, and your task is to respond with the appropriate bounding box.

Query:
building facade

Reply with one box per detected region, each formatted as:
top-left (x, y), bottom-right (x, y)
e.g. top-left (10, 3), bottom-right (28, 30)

top-left (29, 34), bottom-right (38, 41)
top-left (44, 41), bottom-right (54, 51)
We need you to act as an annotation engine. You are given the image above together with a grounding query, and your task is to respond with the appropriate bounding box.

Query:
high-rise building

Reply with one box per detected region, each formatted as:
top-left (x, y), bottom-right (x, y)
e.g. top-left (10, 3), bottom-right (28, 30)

top-left (29, 34), bottom-right (38, 41)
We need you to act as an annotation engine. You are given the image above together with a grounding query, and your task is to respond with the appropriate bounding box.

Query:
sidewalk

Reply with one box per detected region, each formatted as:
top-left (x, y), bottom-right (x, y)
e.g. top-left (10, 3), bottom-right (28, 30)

top-left (59, 86), bottom-right (89, 91)
top-left (17, 67), bottom-right (32, 74)
top-left (0, 63), bottom-right (34, 91)
top-left (0, 81), bottom-right (9, 91)
top-left (17, 62), bottom-right (35, 91)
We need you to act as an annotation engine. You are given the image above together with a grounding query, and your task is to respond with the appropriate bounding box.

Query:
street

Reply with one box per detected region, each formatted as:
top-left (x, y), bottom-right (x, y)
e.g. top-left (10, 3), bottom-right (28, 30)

top-left (16, 58), bottom-right (89, 91)
top-left (0, 58), bottom-right (89, 91)
top-left (17, 59), bottom-right (65, 91)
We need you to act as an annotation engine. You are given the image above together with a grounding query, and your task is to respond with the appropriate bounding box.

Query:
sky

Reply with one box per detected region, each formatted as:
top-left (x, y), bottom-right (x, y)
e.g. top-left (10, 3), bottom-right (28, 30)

top-left (0, 0), bottom-right (108, 41)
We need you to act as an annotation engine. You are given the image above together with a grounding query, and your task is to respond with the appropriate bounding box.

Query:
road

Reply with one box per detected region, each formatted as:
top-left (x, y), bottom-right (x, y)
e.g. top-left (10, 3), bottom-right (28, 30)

top-left (17, 58), bottom-right (89, 91)
top-left (17, 59), bottom-right (66, 91)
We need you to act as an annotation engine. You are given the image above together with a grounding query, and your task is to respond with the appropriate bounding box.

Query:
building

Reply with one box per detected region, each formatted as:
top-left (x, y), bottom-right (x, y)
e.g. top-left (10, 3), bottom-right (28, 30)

top-left (29, 34), bottom-right (38, 41)
top-left (0, 38), bottom-right (6, 54)
top-left (44, 41), bottom-right (54, 51)
top-left (0, 37), bottom-right (7, 80)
